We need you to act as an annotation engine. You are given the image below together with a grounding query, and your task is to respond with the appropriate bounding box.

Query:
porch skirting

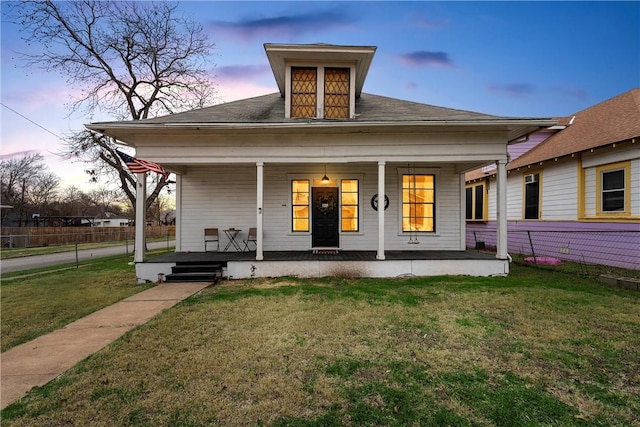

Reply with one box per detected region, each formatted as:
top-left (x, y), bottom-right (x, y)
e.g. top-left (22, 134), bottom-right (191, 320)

top-left (136, 251), bottom-right (509, 283)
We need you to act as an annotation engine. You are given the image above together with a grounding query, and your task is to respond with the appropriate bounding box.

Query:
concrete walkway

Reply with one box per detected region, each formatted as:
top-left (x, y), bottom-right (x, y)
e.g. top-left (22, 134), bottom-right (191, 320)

top-left (1, 282), bottom-right (211, 409)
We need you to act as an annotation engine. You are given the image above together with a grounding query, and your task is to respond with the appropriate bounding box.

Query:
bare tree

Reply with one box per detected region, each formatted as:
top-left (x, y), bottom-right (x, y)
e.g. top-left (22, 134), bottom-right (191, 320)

top-left (88, 186), bottom-right (126, 218)
top-left (0, 153), bottom-right (60, 225)
top-left (7, 0), bottom-right (216, 210)
top-left (53, 185), bottom-right (94, 217)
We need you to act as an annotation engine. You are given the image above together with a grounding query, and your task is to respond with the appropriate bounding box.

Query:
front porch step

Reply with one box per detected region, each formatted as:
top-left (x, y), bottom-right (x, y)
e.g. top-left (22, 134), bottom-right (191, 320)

top-left (165, 262), bottom-right (223, 283)
top-left (165, 272), bottom-right (219, 283)
top-left (171, 264), bottom-right (222, 273)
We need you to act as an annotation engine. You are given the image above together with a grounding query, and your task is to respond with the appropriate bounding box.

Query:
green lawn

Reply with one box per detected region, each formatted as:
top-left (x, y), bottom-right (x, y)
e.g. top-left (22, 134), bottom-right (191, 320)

top-left (2, 266), bottom-right (639, 426)
top-left (0, 252), bottom-right (164, 351)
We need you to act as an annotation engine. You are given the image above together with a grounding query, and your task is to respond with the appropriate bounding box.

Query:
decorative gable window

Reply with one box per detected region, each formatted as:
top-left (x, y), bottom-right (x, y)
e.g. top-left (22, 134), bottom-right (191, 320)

top-left (289, 66), bottom-right (351, 119)
top-left (324, 68), bottom-right (350, 119)
top-left (291, 67), bottom-right (317, 118)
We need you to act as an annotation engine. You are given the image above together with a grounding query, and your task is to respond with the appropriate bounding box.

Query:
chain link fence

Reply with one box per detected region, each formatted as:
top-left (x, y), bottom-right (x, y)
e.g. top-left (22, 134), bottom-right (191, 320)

top-left (1, 226), bottom-right (174, 250)
top-left (467, 226), bottom-right (640, 278)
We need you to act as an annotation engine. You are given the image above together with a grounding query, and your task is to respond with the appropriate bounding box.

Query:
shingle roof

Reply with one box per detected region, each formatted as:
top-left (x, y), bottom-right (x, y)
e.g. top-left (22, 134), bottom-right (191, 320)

top-left (508, 88), bottom-right (640, 169)
top-left (131, 92), bottom-right (530, 125)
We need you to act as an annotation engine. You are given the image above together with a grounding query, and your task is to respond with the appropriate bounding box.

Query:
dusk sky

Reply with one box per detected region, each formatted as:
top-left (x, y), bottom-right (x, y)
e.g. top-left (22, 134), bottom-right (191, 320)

top-left (1, 1), bottom-right (638, 191)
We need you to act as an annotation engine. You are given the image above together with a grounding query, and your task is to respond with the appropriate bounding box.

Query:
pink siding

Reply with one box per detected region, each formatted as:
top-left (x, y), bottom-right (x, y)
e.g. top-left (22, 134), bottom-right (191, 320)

top-left (466, 221), bottom-right (640, 270)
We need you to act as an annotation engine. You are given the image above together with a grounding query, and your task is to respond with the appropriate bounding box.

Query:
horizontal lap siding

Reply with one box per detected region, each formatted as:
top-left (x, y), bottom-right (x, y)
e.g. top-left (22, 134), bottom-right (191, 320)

top-left (181, 166), bottom-right (256, 251)
top-left (506, 174), bottom-right (523, 219)
top-left (541, 160), bottom-right (578, 220)
top-left (263, 165), bottom-right (311, 251)
top-left (632, 159), bottom-right (640, 215)
top-left (584, 168), bottom-right (597, 216)
top-left (582, 146), bottom-right (640, 217)
top-left (180, 164), bottom-right (463, 251)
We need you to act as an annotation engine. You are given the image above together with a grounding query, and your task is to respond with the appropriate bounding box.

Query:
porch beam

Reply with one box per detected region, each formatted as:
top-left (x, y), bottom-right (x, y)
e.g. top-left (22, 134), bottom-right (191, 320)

top-left (496, 159), bottom-right (508, 260)
top-left (377, 161), bottom-right (385, 260)
top-left (134, 172), bottom-right (147, 263)
top-left (256, 162), bottom-right (264, 261)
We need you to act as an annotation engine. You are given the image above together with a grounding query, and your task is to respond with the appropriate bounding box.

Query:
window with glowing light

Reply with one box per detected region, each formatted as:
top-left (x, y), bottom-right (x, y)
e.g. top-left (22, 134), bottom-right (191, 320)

top-left (341, 179), bottom-right (359, 232)
top-left (402, 174), bottom-right (435, 232)
top-left (324, 68), bottom-right (350, 119)
top-left (291, 180), bottom-right (310, 231)
top-left (291, 68), bottom-right (317, 118)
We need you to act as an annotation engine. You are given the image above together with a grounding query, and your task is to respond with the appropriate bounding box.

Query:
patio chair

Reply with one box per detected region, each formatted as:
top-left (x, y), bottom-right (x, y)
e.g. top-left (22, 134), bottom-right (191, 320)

top-left (243, 227), bottom-right (257, 251)
top-left (204, 228), bottom-right (219, 251)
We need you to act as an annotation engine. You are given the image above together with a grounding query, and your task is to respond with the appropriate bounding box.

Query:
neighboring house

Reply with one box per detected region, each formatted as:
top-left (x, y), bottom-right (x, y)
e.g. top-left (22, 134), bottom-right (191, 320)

top-left (87, 43), bottom-right (554, 281)
top-left (466, 89), bottom-right (640, 270)
top-left (93, 217), bottom-right (130, 227)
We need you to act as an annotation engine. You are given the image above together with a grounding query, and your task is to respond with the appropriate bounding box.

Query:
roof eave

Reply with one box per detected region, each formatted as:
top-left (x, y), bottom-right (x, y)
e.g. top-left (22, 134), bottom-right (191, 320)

top-left (86, 119), bottom-right (557, 144)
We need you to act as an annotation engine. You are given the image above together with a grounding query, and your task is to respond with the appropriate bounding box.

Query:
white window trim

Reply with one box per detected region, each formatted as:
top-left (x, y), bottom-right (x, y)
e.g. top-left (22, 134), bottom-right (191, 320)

top-left (465, 182), bottom-right (487, 221)
top-left (286, 173), bottom-right (365, 236)
top-left (396, 167), bottom-right (440, 235)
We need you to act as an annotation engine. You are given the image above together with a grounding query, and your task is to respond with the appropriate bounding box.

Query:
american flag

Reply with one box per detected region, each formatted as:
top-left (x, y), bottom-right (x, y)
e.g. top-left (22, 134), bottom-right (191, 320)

top-left (115, 149), bottom-right (169, 180)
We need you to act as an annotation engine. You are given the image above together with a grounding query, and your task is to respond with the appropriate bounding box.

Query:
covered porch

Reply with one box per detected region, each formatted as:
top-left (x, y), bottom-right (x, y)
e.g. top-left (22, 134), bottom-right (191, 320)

top-left (138, 249), bottom-right (508, 281)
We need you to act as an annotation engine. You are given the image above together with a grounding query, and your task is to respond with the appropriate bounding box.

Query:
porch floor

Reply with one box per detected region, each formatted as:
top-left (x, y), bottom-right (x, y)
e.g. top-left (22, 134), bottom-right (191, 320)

top-left (147, 250), bottom-right (497, 263)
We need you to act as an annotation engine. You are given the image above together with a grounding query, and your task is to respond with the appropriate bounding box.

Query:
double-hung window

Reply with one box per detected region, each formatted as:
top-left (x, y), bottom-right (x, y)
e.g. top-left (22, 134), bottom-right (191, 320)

top-left (402, 174), bottom-right (435, 232)
top-left (601, 169), bottom-right (625, 211)
top-left (524, 172), bottom-right (541, 220)
top-left (465, 182), bottom-right (486, 221)
top-left (596, 162), bottom-right (630, 215)
top-left (292, 180), bottom-right (310, 231)
top-left (341, 179), bottom-right (359, 232)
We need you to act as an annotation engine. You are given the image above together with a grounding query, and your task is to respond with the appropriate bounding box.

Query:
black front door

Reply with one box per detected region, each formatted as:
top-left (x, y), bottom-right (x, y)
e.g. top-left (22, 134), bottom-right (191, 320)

top-left (312, 187), bottom-right (339, 247)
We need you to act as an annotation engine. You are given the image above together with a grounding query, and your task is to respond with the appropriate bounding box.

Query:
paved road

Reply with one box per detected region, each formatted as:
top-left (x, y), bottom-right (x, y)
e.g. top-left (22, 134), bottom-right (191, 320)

top-left (0, 240), bottom-right (175, 274)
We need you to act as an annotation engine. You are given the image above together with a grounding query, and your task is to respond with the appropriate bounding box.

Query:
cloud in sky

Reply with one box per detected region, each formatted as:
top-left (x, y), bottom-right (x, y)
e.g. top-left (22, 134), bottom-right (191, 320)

top-left (487, 83), bottom-right (536, 98)
top-left (416, 17), bottom-right (448, 29)
top-left (397, 51), bottom-right (453, 68)
top-left (551, 86), bottom-right (587, 100)
top-left (0, 150), bottom-right (40, 160)
top-left (209, 10), bottom-right (355, 40)
top-left (214, 64), bottom-right (271, 82)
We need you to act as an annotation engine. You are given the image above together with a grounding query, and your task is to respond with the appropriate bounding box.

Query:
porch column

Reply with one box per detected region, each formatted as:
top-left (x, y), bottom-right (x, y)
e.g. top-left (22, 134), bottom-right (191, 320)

top-left (256, 162), bottom-right (264, 261)
top-left (134, 172), bottom-right (147, 263)
top-left (460, 173), bottom-right (467, 250)
top-left (377, 161), bottom-right (386, 260)
top-left (496, 159), bottom-right (508, 259)
top-left (175, 174), bottom-right (182, 252)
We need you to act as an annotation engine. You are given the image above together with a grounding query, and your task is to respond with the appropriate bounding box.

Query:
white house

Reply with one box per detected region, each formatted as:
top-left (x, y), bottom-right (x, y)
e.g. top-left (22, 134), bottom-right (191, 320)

top-left (87, 43), bottom-right (555, 281)
top-left (466, 89), bottom-right (640, 269)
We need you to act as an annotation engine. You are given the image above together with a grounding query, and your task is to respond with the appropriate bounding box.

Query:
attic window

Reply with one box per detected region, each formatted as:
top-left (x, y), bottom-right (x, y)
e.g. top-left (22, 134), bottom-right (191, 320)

top-left (324, 68), bottom-right (350, 119)
top-left (291, 67), bottom-right (317, 118)
top-left (289, 66), bottom-right (351, 119)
